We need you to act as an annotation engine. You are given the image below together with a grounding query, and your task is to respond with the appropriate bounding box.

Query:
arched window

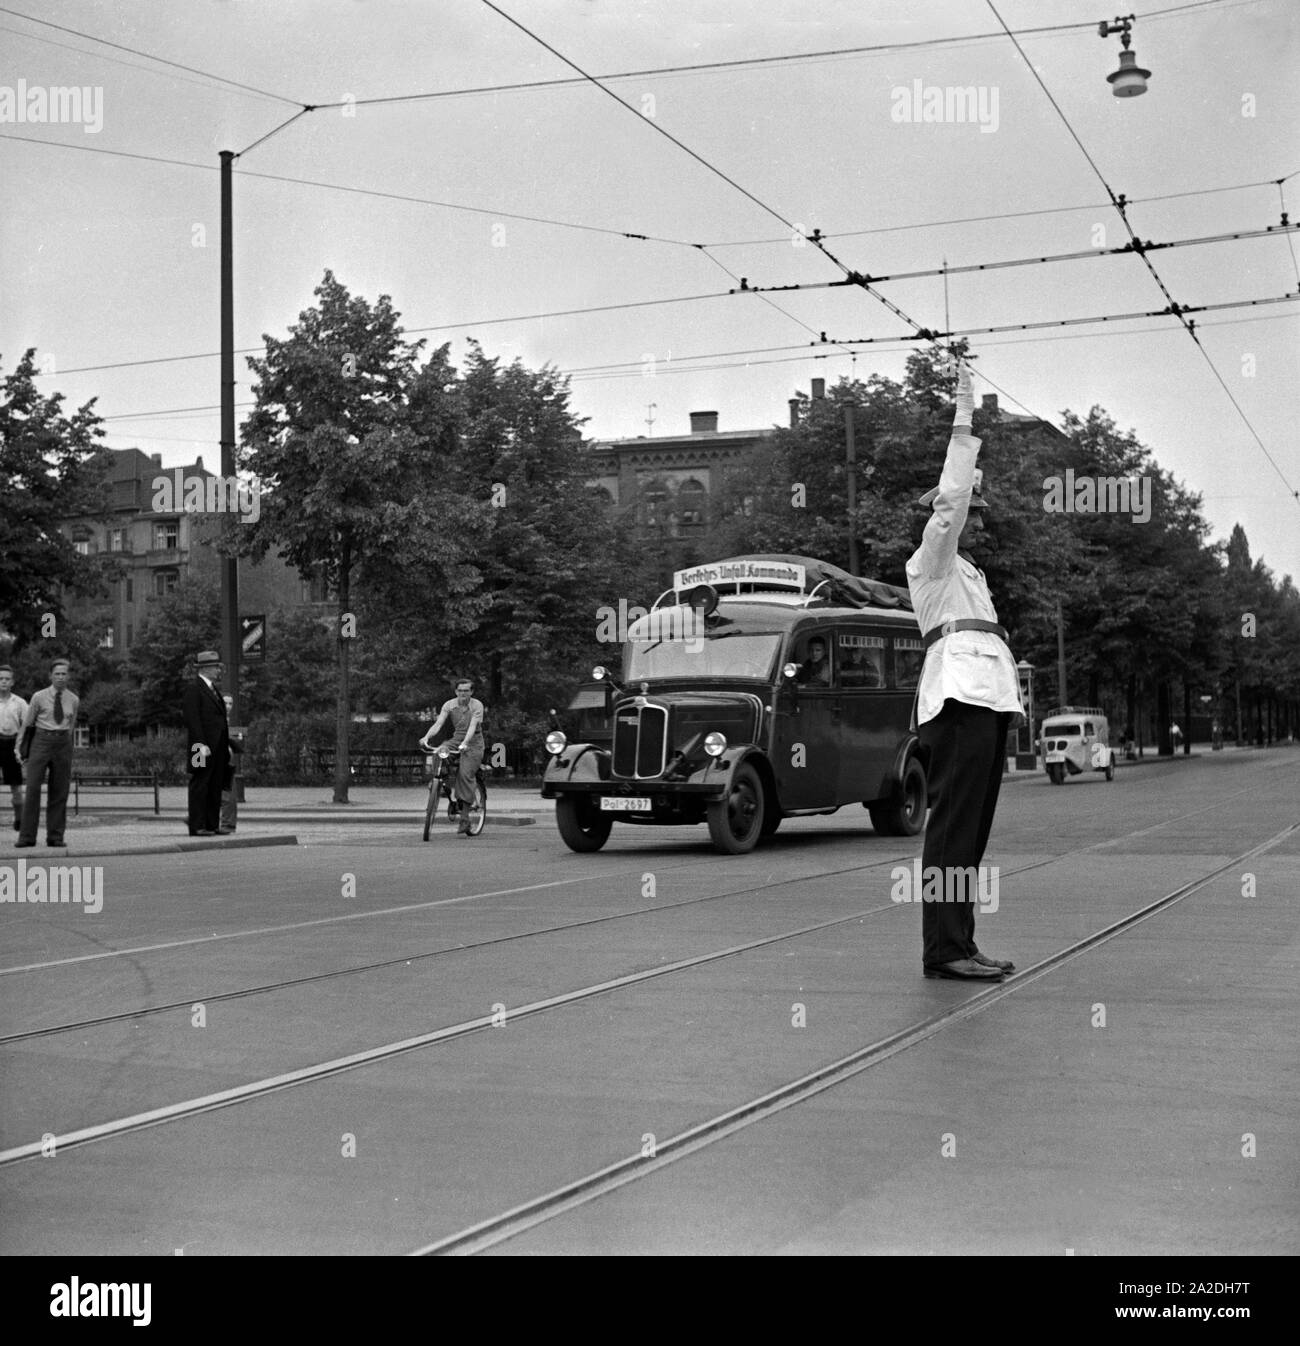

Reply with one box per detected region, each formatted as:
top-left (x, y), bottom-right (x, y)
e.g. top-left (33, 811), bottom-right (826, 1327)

top-left (677, 478), bottom-right (707, 527)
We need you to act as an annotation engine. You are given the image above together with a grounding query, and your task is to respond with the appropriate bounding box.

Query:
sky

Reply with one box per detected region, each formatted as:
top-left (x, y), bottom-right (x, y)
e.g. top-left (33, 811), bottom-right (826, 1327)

top-left (3, 0), bottom-right (1298, 581)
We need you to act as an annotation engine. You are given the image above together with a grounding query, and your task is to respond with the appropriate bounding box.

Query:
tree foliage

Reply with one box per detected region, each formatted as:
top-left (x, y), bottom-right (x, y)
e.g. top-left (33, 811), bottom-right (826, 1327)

top-left (1, 349), bottom-right (116, 644)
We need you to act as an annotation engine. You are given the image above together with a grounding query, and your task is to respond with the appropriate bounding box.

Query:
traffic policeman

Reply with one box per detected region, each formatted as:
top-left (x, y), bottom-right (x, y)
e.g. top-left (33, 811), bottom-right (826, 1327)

top-left (906, 361), bottom-right (1024, 980)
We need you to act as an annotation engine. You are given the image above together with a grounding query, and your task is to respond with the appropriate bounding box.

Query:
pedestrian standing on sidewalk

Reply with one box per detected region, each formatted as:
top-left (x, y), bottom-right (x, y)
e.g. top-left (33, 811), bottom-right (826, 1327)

top-left (182, 651), bottom-right (230, 837)
top-left (906, 361), bottom-right (1024, 981)
top-left (15, 658), bottom-right (78, 848)
top-left (0, 665), bottom-right (29, 831)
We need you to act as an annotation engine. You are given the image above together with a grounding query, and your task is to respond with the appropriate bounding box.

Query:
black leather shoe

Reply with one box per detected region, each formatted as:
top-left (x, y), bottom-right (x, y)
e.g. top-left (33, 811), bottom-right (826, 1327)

top-left (971, 952), bottom-right (1015, 972)
top-left (14, 838), bottom-right (34, 848)
top-left (192, 829), bottom-right (217, 837)
top-left (47, 838), bottom-right (65, 847)
top-left (924, 958), bottom-right (1005, 980)
top-left (217, 827), bottom-right (235, 834)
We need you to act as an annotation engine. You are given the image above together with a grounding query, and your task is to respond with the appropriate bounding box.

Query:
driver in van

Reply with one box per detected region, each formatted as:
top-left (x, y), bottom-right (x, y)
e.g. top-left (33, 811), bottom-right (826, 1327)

top-left (906, 359), bottom-right (1024, 981)
top-left (796, 637), bottom-right (831, 686)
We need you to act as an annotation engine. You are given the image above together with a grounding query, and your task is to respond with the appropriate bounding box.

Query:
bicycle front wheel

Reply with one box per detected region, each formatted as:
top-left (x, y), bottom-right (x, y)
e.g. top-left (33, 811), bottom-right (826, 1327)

top-left (423, 783), bottom-right (437, 841)
top-left (465, 780), bottom-right (487, 836)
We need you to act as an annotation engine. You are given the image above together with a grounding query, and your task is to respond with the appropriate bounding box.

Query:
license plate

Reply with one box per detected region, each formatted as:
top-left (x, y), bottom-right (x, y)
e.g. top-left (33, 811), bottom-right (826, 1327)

top-left (600, 797), bottom-right (652, 811)
top-left (1046, 751), bottom-right (1066, 763)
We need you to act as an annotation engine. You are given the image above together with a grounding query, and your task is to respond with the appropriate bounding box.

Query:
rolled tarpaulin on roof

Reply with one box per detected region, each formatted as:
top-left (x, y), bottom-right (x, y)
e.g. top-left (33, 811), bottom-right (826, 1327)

top-left (714, 554), bottom-right (913, 611)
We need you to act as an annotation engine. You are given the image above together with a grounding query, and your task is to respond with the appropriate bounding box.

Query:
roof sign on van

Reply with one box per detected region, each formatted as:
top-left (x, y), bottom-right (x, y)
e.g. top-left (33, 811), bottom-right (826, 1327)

top-left (674, 560), bottom-right (806, 590)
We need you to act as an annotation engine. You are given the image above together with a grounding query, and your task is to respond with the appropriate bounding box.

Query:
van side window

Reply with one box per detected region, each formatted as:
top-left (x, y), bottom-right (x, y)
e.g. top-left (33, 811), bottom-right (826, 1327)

top-left (1085, 722), bottom-right (1094, 736)
top-left (891, 636), bottom-right (925, 690)
top-left (838, 632), bottom-right (886, 688)
top-left (794, 633), bottom-right (833, 687)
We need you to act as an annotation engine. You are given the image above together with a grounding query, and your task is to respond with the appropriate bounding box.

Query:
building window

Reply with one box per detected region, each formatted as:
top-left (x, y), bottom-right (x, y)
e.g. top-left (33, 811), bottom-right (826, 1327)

top-left (74, 539), bottom-right (90, 555)
top-left (677, 478), bottom-right (707, 526)
top-left (640, 480), bottom-right (670, 528)
top-left (126, 623), bottom-right (133, 647)
top-left (125, 578), bottom-right (133, 602)
top-left (154, 522), bottom-right (179, 550)
top-left (154, 570), bottom-right (178, 598)
top-left (110, 529), bottom-right (125, 552)
top-left (98, 626), bottom-right (114, 650)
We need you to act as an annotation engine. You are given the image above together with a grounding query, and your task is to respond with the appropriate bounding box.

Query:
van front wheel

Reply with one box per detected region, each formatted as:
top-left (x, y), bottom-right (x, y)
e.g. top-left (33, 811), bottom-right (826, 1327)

top-left (555, 795), bottom-right (613, 852)
top-left (707, 764), bottom-right (765, 854)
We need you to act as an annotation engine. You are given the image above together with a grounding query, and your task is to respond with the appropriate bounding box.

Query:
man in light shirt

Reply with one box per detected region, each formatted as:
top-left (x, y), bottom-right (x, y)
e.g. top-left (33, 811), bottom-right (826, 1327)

top-left (15, 658), bottom-right (78, 848)
top-left (906, 361), bottom-right (1024, 981)
top-left (0, 665), bottom-right (29, 831)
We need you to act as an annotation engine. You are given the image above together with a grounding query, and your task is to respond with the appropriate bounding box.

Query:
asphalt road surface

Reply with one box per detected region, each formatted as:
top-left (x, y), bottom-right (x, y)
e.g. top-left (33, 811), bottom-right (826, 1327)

top-left (1, 747), bottom-right (1296, 1255)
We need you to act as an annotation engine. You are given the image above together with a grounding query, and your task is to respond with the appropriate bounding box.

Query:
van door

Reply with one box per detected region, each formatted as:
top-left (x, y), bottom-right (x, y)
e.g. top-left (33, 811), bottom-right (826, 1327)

top-left (836, 629), bottom-right (897, 803)
top-left (773, 628), bottom-right (839, 808)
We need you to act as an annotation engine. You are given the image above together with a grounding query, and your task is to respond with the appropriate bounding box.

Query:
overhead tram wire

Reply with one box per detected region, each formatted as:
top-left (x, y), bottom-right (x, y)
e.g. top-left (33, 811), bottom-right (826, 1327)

top-left (557, 297), bottom-right (1300, 377)
top-left (729, 222), bottom-right (1300, 294)
top-left (7, 131), bottom-right (1293, 258)
top-left (474, 0), bottom-right (954, 390)
top-left (298, 0), bottom-right (1255, 110)
top-left (985, 0), bottom-right (1299, 505)
top-left (0, 5), bottom-right (304, 107)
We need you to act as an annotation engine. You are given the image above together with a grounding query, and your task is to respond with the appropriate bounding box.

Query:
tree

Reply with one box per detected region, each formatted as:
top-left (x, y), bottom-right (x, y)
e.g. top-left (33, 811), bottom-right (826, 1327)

top-left (0, 349), bottom-right (115, 644)
top-left (237, 271), bottom-right (475, 801)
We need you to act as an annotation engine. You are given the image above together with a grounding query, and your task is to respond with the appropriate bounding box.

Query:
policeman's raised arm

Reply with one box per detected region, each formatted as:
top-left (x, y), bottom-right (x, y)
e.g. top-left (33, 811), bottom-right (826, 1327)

top-left (915, 362), bottom-right (981, 578)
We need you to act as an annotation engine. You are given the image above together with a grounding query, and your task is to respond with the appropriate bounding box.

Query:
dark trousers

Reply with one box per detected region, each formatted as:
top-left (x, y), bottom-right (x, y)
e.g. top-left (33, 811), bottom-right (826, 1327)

top-left (917, 699), bottom-right (1010, 967)
top-left (188, 752), bottom-right (225, 832)
top-left (19, 729), bottom-right (73, 844)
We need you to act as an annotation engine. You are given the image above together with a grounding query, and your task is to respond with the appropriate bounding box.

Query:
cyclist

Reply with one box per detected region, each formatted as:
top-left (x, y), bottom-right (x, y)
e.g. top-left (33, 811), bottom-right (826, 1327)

top-left (419, 678), bottom-right (486, 837)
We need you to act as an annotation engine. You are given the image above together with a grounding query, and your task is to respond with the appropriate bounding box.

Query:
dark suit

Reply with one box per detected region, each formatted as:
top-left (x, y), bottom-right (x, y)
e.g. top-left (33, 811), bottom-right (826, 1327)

top-left (183, 675), bottom-right (229, 832)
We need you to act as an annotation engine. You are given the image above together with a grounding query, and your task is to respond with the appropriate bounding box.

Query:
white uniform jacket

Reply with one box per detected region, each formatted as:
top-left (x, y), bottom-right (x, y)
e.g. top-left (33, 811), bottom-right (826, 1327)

top-left (905, 432), bottom-right (1025, 728)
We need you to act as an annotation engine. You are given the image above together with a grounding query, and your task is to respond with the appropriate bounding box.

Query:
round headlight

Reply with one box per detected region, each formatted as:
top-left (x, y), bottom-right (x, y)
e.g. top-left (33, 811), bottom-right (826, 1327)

top-left (437, 744), bottom-right (451, 758)
top-left (592, 665), bottom-right (607, 681)
top-left (704, 732), bottom-right (727, 757)
top-left (545, 730), bottom-right (567, 756)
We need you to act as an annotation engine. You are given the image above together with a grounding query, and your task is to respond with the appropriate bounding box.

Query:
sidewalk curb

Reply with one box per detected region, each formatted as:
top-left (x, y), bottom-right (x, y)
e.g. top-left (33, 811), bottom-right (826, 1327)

top-left (118, 814), bottom-right (539, 828)
top-left (1, 835), bottom-right (300, 860)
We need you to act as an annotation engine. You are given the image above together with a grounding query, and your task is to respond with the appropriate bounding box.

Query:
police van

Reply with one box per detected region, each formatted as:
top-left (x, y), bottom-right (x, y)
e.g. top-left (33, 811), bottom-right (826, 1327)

top-left (542, 555), bottom-right (930, 854)
top-left (1039, 705), bottom-right (1116, 784)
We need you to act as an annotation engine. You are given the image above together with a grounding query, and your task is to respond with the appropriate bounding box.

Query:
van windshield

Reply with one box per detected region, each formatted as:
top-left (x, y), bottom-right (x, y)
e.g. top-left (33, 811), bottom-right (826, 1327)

top-left (1046, 723), bottom-right (1082, 736)
top-left (625, 631), bottom-right (782, 682)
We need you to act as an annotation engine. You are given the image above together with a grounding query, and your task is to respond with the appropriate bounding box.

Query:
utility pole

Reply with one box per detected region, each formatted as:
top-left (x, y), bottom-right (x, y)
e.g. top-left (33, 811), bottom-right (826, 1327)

top-left (220, 150), bottom-right (240, 724)
top-left (645, 402), bottom-right (656, 436)
top-left (844, 404), bottom-right (859, 574)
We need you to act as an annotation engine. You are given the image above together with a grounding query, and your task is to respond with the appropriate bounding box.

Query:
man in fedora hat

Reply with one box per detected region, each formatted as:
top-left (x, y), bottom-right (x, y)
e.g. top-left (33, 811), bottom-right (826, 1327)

top-left (182, 650), bottom-right (230, 837)
top-left (906, 360), bottom-right (1024, 981)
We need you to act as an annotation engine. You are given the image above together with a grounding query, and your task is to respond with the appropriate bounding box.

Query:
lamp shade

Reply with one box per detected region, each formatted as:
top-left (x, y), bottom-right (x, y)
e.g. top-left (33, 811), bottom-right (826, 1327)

top-left (1107, 48), bottom-right (1151, 97)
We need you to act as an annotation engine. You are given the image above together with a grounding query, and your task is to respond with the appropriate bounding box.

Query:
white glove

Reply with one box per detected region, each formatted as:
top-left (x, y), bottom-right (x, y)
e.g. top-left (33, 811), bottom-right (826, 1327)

top-left (953, 361), bottom-right (975, 429)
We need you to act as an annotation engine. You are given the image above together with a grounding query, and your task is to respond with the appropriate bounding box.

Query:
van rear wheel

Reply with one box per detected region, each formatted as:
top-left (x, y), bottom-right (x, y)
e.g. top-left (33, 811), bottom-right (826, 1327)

top-left (869, 757), bottom-right (927, 836)
top-left (707, 763), bottom-right (765, 854)
top-left (555, 795), bottom-right (613, 852)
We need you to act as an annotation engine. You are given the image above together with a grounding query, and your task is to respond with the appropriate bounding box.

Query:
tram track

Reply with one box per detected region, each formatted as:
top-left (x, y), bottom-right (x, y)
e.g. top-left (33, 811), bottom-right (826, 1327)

top-left (0, 785), bottom-right (1250, 1046)
top-left (0, 793), bottom-right (1280, 1168)
top-left (415, 821), bottom-right (1297, 1255)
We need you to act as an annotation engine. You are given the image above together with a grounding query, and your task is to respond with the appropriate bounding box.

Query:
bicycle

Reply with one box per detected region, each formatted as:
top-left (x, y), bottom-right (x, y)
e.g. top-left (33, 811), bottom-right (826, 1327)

top-left (421, 744), bottom-right (487, 840)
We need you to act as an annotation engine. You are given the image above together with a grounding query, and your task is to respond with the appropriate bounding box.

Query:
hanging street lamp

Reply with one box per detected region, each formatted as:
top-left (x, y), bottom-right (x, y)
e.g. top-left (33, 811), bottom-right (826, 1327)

top-left (1099, 15), bottom-right (1152, 97)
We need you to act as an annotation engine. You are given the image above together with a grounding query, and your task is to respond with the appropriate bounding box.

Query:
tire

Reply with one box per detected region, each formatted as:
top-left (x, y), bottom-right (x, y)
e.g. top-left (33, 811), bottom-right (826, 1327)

top-left (706, 762), bottom-right (765, 854)
top-left (760, 806), bottom-right (782, 837)
top-left (465, 778), bottom-right (488, 836)
top-left (555, 794), bottom-right (613, 852)
top-left (869, 757), bottom-right (927, 837)
top-left (1047, 763), bottom-right (1065, 785)
top-left (422, 784), bottom-right (437, 841)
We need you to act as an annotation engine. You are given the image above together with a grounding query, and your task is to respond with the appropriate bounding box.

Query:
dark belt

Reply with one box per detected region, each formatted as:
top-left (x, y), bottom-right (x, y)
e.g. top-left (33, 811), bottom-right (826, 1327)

top-left (922, 618), bottom-right (1008, 649)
